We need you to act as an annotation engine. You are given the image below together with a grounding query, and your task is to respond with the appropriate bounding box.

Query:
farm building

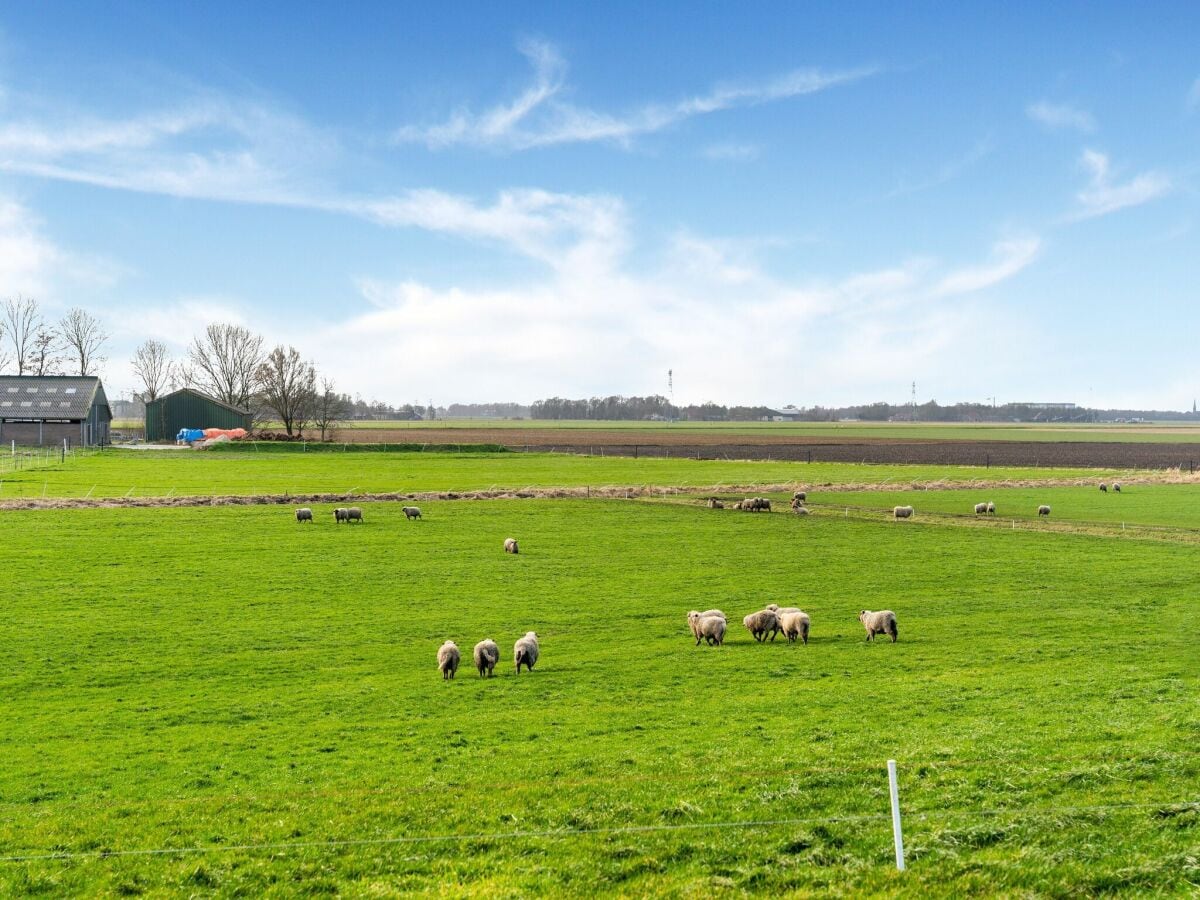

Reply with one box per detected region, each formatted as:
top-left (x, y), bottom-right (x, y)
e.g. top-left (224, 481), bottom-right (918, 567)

top-left (0, 375), bottom-right (112, 446)
top-left (144, 388), bottom-right (253, 442)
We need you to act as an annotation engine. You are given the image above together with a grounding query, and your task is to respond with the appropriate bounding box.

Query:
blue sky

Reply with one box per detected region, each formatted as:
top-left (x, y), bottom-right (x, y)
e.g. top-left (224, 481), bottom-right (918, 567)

top-left (0, 2), bottom-right (1197, 407)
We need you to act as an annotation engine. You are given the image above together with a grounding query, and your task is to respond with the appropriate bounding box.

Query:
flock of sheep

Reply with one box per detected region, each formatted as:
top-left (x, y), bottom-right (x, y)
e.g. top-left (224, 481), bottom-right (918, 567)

top-left (687, 605), bottom-right (898, 647)
top-left (437, 632), bottom-right (539, 680)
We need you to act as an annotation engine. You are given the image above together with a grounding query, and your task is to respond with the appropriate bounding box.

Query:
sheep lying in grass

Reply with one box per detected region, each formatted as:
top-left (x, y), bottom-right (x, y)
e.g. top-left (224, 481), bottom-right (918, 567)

top-left (473, 639), bottom-right (499, 678)
top-left (974, 502), bottom-right (988, 515)
top-left (334, 507), bottom-right (349, 523)
top-left (1038, 505), bottom-right (1051, 516)
top-left (986, 501), bottom-right (996, 515)
top-left (687, 611), bottom-right (726, 646)
top-left (707, 498), bottom-right (724, 509)
top-left (514, 631), bottom-right (539, 673)
top-left (402, 506), bottom-right (422, 520)
top-left (743, 609), bottom-right (781, 642)
top-left (894, 505), bottom-right (914, 519)
top-left (346, 507), bottom-right (363, 524)
top-left (504, 537), bottom-right (519, 554)
top-left (792, 506), bottom-right (810, 516)
top-left (859, 610), bottom-right (898, 643)
top-left (295, 508), bottom-right (313, 523)
top-left (437, 640), bottom-right (460, 679)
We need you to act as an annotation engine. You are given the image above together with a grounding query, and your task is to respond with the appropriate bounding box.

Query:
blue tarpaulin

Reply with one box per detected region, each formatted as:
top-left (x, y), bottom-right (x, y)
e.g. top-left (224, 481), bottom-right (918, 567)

top-left (176, 428), bottom-right (205, 442)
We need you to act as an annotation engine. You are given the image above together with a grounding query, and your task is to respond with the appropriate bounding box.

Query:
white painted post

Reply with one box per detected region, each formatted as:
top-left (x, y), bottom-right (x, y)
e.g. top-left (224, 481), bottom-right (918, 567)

top-left (887, 759), bottom-right (906, 871)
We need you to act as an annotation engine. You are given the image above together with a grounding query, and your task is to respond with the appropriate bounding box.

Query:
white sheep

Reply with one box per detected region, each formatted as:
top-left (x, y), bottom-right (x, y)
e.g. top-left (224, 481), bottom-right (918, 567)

top-left (743, 609), bottom-right (781, 642)
top-left (986, 501), bottom-right (996, 515)
top-left (504, 537), bottom-right (519, 554)
top-left (1099, 482), bottom-right (1108, 493)
top-left (1113, 482), bottom-right (1122, 493)
top-left (793, 506), bottom-right (810, 516)
top-left (1038, 505), bottom-right (1051, 516)
top-left (295, 507), bottom-right (313, 523)
top-left (402, 506), bottom-right (422, 520)
top-left (777, 610), bottom-right (811, 644)
top-left (707, 498), bottom-right (724, 509)
top-left (859, 610), bottom-right (898, 643)
top-left (437, 640), bottom-right (460, 679)
top-left (688, 612), bottom-right (726, 646)
top-left (894, 505), bottom-right (914, 519)
top-left (514, 631), bottom-right (539, 673)
top-left (473, 639), bottom-right (499, 678)
top-left (974, 502), bottom-right (988, 515)
top-left (793, 490), bottom-right (807, 502)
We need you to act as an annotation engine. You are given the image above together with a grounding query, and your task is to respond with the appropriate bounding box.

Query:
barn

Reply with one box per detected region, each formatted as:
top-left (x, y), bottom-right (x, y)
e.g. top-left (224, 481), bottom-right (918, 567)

top-left (0, 375), bottom-right (112, 446)
top-left (144, 388), bottom-right (253, 442)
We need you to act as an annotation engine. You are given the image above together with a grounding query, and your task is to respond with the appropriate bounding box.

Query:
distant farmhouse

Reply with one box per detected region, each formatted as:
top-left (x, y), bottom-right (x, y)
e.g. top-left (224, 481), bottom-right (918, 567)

top-left (766, 407), bottom-right (804, 422)
top-left (0, 375), bottom-right (112, 446)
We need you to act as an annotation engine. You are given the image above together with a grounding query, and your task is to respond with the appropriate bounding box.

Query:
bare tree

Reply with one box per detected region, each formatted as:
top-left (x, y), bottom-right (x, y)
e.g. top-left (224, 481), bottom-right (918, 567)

top-left (58, 308), bottom-right (109, 376)
top-left (0, 319), bottom-right (10, 373)
top-left (255, 345), bottom-right (316, 437)
top-left (312, 377), bottom-right (349, 441)
top-left (131, 339), bottom-right (174, 402)
top-left (187, 323), bottom-right (264, 409)
top-left (28, 326), bottom-right (63, 376)
top-left (3, 295), bottom-right (42, 375)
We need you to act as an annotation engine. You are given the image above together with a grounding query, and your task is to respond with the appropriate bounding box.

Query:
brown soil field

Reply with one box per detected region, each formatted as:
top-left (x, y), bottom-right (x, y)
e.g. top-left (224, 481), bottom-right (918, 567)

top-left (327, 427), bottom-right (1200, 470)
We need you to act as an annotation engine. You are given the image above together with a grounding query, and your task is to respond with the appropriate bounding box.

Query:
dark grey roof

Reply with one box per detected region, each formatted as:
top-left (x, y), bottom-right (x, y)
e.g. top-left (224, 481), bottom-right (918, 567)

top-left (0, 375), bottom-right (106, 419)
top-left (153, 387), bottom-right (251, 416)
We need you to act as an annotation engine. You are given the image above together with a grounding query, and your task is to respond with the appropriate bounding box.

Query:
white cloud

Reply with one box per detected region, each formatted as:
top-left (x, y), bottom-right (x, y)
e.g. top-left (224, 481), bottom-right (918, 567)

top-left (933, 235), bottom-right (1040, 296)
top-left (702, 142), bottom-right (760, 161)
top-left (1070, 149), bottom-right (1171, 220)
top-left (0, 195), bottom-right (125, 300)
top-left (394, 41), bottom-right (876, 150)
top-left (1026, 100), bottom-right (1096, 133)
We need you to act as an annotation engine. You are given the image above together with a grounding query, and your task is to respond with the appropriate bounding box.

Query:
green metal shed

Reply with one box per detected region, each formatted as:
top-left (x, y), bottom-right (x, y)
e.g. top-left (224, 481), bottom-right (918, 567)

top-left (144, 388), bottom-right (253, 441)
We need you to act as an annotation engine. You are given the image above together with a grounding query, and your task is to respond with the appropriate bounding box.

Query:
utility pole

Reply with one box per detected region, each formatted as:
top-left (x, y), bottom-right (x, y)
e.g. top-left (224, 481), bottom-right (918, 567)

top-left (911, 381), bottom-right (917, 422)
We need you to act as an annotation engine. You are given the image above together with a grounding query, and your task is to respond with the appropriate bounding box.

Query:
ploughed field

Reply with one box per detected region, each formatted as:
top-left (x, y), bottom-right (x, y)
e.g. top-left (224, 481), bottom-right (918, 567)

top-left (1, 484), bottom-right (1197, 895)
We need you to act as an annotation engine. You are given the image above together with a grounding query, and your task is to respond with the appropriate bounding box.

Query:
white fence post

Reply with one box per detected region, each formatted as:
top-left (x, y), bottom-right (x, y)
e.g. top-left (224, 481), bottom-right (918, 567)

top-left (887, 759), bottom-right (906, 872)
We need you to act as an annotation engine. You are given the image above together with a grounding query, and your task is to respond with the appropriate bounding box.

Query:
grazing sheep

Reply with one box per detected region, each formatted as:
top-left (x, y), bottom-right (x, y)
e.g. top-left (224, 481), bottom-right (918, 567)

top-left (741, 497), bottom-right (771, 512)
top-left (402, 506), bottom-right (422, 520)
top-left (1038, 505), bottom-right (1051, 516)
top-left (504, 537), bottom-right (519, 554)
top-left (707, 498), bottom-right (724, 509)
top-left (742, 609), bottom-right (781, 642)
top-left (974, 502), bottom-right (988, 515)
top-left (473, 639), bottom-right (499, 678)
top-left (1113, 482), bottom-right (1122, 493)
top-left (514, 631), bottom-right (539, 673)
top-left (894, 505), bottom-right (914, 519)
top-left (859, 609), bottom-right (898, 643)
top-left (295, 507), bottom-right (313, 523)
top-left (778, 610), bottom-right (811, 645)
top-left (793, 491), bottom-right (807, 502)
top-left (987, 501), bottom-right (996, 515)
top-left (334, 507), bottom-right (349, 523)
top-left (346, 507), bottom-right (363, 524)
top-left (437, 640), bottom-right (460, 680)
top-left (688, 612), bottom-right (727, 646)
top-left (758, 498), bottom-right (771, 512)
top-left (1099, 483), bottom-right (1108, 493)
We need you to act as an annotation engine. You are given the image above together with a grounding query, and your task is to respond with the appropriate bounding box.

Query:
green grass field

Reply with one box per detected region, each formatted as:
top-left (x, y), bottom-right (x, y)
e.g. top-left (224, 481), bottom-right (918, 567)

top-left (0, 448), bottom-right (1134, 499)
top-left (2, 484), bottom-right (1198, 895)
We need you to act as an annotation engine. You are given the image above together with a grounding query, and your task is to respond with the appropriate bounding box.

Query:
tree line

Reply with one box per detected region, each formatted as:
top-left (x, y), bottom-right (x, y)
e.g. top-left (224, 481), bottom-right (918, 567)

top-left (0, 296), bottom-right (108, 377)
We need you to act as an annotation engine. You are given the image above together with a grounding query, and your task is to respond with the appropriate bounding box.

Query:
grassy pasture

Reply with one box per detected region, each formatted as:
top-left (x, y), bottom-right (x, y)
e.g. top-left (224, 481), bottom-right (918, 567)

top-left (1, 497), bottom-right (1197, 895)
top-left (0, 448), bottom-right (1130, 499)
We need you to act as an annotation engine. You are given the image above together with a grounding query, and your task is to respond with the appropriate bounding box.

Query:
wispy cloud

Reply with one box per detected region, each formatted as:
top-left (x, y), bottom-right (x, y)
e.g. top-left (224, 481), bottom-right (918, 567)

top-left (394, 40), bottom-right (877, 151)
top-left (702, 141), bottom-right (760, 161)
top-left (1026, 100), bottom-right (1096, 133)
top-left (1069, 149), bottom-right (1171, 220)
top-left (933, 235), bottom-right (1040, 296)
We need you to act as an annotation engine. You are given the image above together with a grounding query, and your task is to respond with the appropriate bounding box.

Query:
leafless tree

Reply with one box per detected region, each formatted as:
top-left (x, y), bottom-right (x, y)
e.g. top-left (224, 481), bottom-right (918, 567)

top-left (28, 326), bottom-right (64, 376)
top-left (131, 339), bottom-right (174, 402)
top-left (0, 320), bottom-right (10, 373)
top-left (3, 295), bottom-right (42, 375)
top-left (187, 323), bottom-right (264, 409)
top-left (255, 345), bottom-right (316, 438)
top-left (58, 308), bottom-right (109, 376)
top-left (312, 377), bottom-right (349, 441)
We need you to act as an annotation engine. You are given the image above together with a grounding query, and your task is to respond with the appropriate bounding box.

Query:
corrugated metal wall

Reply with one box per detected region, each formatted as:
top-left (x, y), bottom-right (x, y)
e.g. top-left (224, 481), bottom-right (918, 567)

top-left (145, 390), bottom-right (252, 441)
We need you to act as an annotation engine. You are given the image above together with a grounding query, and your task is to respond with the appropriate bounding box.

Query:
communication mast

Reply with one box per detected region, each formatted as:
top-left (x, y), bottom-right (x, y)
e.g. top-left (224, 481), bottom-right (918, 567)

top-left (911, 381), bottom-right (917, 421)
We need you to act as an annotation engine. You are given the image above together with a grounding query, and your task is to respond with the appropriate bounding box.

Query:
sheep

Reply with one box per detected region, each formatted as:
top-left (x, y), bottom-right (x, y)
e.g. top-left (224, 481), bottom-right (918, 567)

top-left (758, 498), bottom-right (772, 512)
top-left (437, 640), bottom-right (460, 680)
top-left (504, 537), bottom-right (519, 554)
top-left (793, 506), bottom-right (810, 516)
top-left (1099, 482), bottom-right (1108, 493)
top-left (793, 490), bottom-right (807, 502)
top-left (742, 609), bottom-right (781, 642)
top-left (402, 506), bottom-right (422, 520)
top-left (688, 612), bottom-right (726, 646)
top-left (346, 507), bottom-right (363, 524)
top-left (741, 497), bottom-right (770, 512)
top-left (1113, 482), bottom-right (1122, 493)
top-left (986, 501), bottom-right (996, 515)
top-left (859, 609), bottom-right (898, 643)
top-left (473, 639), bottom-right (499, 678)
top-left (778, 610), bottom-right (811, 645)
top-left (1038, 505), bottom-right (1051, 516)
top-left (295, 507), bottom-right (313, 523)
top-left (790, 496), bottom-right (805, 510)
top-left (974, 502), bottom-right (988, 515)
top-left (894, 505), bottom-right (914, 519)
top-left (707, 498), bottom-right (724, 509)
top-left (334, 507), bottom-right (349, 524)
top-left (514, 631), bottom-right (539, 673)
